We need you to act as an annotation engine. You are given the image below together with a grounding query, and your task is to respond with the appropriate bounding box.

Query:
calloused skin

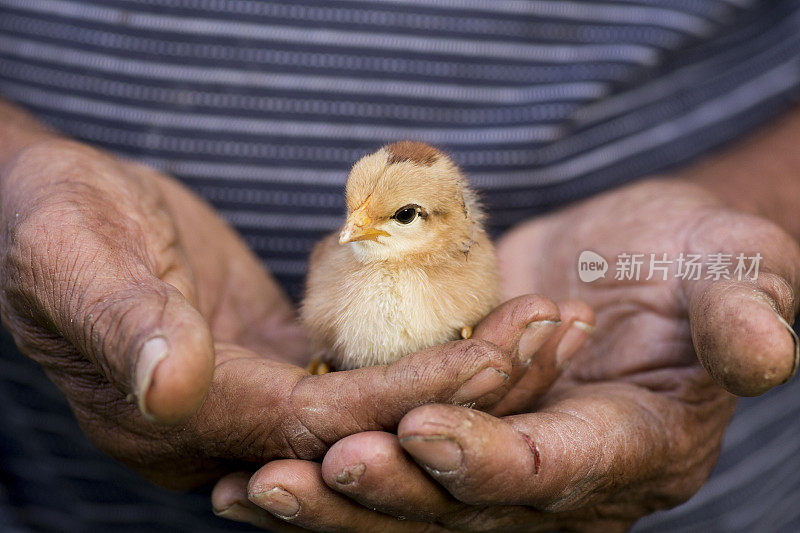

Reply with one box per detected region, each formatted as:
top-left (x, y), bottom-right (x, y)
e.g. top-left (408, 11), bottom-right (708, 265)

top-left (212, 108), bottom-right (800, 531)
top-left (0, 101), bottom-right (583, 491)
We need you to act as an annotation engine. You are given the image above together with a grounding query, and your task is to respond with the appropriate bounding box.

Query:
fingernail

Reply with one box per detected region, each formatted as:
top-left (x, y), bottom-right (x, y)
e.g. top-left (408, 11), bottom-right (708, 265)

top-left (773, 311), bottom-right (800, 383)
top-left (400, 435), bottom-right (462, 473)
top-left (451, 367), bottom-right (508, 404)
top-left (250, 487), bottom-right (300, 519)
top-left (555, 321), bottom-right (594, 368)
top-left (214, 502), bottom-right (260, 523)
top-left (335, 463), bottom-right (366, 485)
top-left (134, 337), bottom-right (168, 420)
top-left (519, 320), bottom-right (561, 362)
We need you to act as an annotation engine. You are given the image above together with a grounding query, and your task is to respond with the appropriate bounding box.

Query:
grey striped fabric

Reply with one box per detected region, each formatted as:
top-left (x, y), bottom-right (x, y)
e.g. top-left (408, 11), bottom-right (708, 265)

top-left (1, 0), bottom-right (799, 531)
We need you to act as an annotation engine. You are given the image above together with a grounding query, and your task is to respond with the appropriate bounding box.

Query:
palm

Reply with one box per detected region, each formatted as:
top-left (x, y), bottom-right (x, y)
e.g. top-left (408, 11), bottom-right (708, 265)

top-left (486, 178), bottom-right (799, 522)
top-left (499, 179), bottom-right (796, 391)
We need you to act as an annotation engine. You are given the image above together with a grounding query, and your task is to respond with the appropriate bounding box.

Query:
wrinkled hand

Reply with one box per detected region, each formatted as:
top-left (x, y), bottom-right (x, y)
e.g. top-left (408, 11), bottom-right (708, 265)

top-left (0, 138), bottom-right (574, 490)
top-left (212, 295), bottom-right (593, 530)
top-left (220, 179), bottom-right (799, 531)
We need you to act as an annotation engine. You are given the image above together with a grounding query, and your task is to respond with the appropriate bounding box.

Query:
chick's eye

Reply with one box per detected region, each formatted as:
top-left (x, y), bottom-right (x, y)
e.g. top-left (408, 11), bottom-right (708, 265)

top-left (393, 206), bottom-right (418, 224)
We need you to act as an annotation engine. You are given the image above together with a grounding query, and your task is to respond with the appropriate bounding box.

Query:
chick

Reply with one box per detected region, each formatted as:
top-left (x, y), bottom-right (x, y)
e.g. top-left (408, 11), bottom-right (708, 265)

top-left (301, 141), bottom-right (500, 371)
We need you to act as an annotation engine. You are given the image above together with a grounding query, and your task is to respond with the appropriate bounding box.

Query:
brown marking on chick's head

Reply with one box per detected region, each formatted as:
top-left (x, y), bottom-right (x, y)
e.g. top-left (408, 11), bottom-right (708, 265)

top-left (386, 141), bottom-right (440, 167)
top-left (343, 142), bottom-right (485, 252)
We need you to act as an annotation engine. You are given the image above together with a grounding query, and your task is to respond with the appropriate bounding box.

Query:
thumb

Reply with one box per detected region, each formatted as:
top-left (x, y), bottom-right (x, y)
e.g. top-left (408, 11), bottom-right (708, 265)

top-left (45, 236), bottom-right (213, 424)
top-left (684, 213), bottom-right (800, 396)
top-left (688, 273), bottom-right (799, 396)
top-left (91, 276), bottom-right (215, 424)
top-left (59, 244), bottom-right (214, 424)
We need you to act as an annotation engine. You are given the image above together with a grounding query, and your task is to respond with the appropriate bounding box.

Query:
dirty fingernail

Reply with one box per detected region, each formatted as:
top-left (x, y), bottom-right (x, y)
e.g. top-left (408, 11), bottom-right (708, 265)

top-left (214, 502), bottom-right (261, 524)
top-left (452, 367), bottom-right (508, 404)
top-left (555, 321), bottom-right (594, 367)
top-left (134, 337), bottom-right (168, 420)
top-left (519, 320), bottom-right (561, 362)
top-left (335, 463), bottom-right (366, 485)
top-left (251, 487), bottom-right (300, 518)
top-left (400, 435), bottom-right (462, 473)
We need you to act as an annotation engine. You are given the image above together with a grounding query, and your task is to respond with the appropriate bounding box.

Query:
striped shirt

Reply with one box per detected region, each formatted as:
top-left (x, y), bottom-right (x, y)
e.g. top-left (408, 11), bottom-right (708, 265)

top-left (0, 0), bottom-right (799, 531)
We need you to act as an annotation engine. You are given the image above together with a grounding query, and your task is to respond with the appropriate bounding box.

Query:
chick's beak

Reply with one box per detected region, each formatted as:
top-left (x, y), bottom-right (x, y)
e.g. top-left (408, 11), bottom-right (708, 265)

top-left (339, 197), bottom-right (390, 244)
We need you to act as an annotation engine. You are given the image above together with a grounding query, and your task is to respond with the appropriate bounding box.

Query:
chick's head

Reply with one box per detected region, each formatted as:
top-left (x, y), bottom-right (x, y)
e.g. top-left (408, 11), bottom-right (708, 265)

top-left (340, 141), bottom-right (484, 262)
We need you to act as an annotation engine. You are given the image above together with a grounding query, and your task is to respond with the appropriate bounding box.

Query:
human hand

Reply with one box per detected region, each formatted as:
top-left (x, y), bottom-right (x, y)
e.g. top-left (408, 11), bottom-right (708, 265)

top-left (222, 179), bottom-right (799, 531)
top-left (0, 137), bottom-right (301, 486)
top-left (0, 138), bottom-right (578, 490)
top-left (212, 297), bottom-right (595, 530)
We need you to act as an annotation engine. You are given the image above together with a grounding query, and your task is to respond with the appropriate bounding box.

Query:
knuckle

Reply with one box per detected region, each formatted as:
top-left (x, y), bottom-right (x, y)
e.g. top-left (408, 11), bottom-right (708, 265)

top-left (274, 415), bottom-right (329, 461)
top-left (272, 373), bottom-right (330, 460)
top-left (673, 467), bottom-right (711, 503)
top-left (4, 139), bottom-right (93, 189)
top-left (456, 338), bottom-right (511, 373)
top-left (457, 338), bottom-right (500, 363)
top-left (510, 295), bottom-right (559, 326)
top-left (80, 289), bottom-right (141, 376)
top-left (197, 360), bottom-right (326, 465)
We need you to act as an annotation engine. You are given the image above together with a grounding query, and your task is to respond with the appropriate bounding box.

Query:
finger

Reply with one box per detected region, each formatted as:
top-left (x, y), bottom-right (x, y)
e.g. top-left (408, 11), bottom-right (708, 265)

top-left (398, 383), bottom-right (732, 513)
top-left (321, 432), bottom-right (614, 532)
top-left (321, 432), bottom-right (459, 522)
top-left (294, 339), bottom-right (513, 432)
top-left (212, 472), bottom-right (307, 532)
top-left (547, 300), bottom-right (595, 371)
top-left (202, 337), bottom-right (516, 463)
top-left (491, 300), bottom-right (595, 416)
top-left (690, 274), bottom-right (798, 395)
top-left (473, 294), bottom-right (561, 364)
top-left (469, 295), bottom-right (563, 406)
top-left (248, 460), bottom-right (438, 532)
top-left (1, 141), bottom-right (214, 423)
top-left (684, 212), bottom-right (800, 395)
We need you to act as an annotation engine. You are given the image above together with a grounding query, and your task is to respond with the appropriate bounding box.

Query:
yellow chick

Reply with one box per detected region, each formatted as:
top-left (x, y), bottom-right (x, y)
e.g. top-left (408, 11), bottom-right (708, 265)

top-left (301, 141), bottom-right (500, 371)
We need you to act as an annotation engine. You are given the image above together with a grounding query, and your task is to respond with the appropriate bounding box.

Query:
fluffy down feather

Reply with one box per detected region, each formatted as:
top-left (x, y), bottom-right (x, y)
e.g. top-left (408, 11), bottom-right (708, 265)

top-left (301, 141), bottom-right (500, 369)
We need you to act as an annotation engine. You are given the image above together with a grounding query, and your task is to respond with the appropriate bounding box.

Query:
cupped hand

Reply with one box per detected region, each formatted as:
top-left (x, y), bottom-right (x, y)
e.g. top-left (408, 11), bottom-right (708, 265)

top-left (211, 296), bottom-right (593, 531)
top-left (228, 179), bottom-right (799, 531)
top-left (0, 138), bottom-right (577, 490)
top-left (211, 296), bottom-right (594, 530)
